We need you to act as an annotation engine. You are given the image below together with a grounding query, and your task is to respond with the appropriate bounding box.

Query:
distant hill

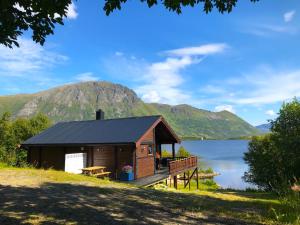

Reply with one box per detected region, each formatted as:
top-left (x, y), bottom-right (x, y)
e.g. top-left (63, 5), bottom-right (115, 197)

top-left (256, 123), bottom-right (271, 133)
top-left (0, 81), bottom-right (260, 139)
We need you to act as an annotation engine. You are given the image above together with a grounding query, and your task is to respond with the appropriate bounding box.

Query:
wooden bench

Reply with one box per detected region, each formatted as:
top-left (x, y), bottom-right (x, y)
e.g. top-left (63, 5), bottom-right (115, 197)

top-left (82, 166), bottom-right (110, 178)
top-left (82, 166), bottom-right (105, 173)
top-left (94, 172), bottom-right (112, 178)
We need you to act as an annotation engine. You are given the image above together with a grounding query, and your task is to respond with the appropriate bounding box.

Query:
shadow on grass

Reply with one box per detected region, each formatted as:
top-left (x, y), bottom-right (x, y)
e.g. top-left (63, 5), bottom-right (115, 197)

top-left (217, 189), bottom-right (278, 201)
top-left (0, 183), bottom-right (276, 225)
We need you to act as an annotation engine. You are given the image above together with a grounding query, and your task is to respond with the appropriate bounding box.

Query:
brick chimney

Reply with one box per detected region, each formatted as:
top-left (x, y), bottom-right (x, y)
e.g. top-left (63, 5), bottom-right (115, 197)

top-left (96, 109), bottom-right (104, 120)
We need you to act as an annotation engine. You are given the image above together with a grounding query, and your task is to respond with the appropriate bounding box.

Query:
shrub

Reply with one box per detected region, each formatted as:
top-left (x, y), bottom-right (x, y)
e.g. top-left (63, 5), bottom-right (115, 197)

top-left (199, 167), bottom-right (214, 174)
top-left (243, 135), bottom-right (286, 191)
top-left (0, 112), bottom-right (51, 166)
top-left (244, 98), bottom-right (300, 192)
top-left (270, 192), bottom-right (300, 224)
top-left (161, 149), bottom-right (172, 158)
top-left (176, 146), bottom-right (191, 157)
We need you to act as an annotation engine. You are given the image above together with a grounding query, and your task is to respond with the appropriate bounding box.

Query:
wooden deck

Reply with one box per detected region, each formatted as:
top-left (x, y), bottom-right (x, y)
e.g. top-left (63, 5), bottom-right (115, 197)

top-left (123, 168), bottom-right (169, 187)
top-left (120, 156), bottom-right (202, 187)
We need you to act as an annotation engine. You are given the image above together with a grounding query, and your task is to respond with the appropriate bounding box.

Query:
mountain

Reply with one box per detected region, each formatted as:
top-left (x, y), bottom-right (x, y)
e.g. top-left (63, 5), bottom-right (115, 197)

top-left (256, 123), bottom-right (271, 133)
top-left (0, 81), bottom-right (260, 139)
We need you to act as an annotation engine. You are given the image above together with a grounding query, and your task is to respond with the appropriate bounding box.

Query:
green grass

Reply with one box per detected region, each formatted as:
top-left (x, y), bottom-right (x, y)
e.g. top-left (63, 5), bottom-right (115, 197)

top-left (0, 166), bottom-right (298, 225)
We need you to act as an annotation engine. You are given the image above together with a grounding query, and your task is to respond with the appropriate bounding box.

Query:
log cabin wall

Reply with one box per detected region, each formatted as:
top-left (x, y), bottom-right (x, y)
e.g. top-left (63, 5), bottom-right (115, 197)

top-left (117, 145), bottom-right (133, 171)
top-left (93, 145), bottom-right (133, 177)
top-left (41, 146), bottom-right (65, 170)
top-left (136, 128), bottom-right (155, 179)
top-left (28, 145), bottom-right (134, 176)
top-left (28, 146), bottom-right (65, 170)
top-left (28, 146), bottom-right (40, 167)
top-left (27, 146), bottom-right (92, 170)
top-left (93, 146), bottom-right (115, 172)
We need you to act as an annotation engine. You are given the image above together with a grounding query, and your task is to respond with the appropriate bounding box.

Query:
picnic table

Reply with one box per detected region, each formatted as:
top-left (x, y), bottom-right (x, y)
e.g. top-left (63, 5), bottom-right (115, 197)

top-left (82, 166), bottom-right (111, 178)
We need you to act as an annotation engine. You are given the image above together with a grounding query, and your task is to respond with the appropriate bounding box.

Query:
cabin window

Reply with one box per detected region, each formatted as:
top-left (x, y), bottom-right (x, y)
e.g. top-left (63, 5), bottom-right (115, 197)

top-left (148, 146), bottom-right (153, 155)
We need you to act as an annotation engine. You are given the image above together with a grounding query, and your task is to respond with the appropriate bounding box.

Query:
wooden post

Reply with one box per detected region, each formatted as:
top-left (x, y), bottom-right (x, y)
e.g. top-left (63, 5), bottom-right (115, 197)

top-left (172, 143), bottom-right (175, 159)
top-left (114, 146), bottom-right (118, 179)
top-left (91, 147), bottom-right (94, 167)
top-left (27, 148), bottom-right (31, 164)
top-left (184, 172), bottom-right (186, 187)
top-left (38, 147), bottom-right (42, 168)
top-left (174, 175), bottom-right (177, 189)
top-left (153, 128), bottom-right (156, 174)
top-left (133, 147), bottom-right (136, 180)
top-left (196, 167), bottom-right (199, 190)
top-left (188, 170), bottom-right (190, 190)
top-left (87, 148), bottom-right (90, 167)
top-left (165, 179), bottom-right (168, 186)
top-left (63, 147), bottom-right (66, 170)
top-left (159, 143), bottom-right (162, 156)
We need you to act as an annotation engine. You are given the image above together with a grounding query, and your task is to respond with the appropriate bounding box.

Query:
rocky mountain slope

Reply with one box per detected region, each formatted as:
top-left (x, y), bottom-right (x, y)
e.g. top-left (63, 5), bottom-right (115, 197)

top-left (256, 123), bottom-right (271, 133)
top-left (0, 81), bottom-right (260, 139)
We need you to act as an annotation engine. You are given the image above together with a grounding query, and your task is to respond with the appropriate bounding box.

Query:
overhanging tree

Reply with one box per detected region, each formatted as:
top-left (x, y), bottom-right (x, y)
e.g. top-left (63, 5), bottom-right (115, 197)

top-left (244, 98), bottom-right (300, 192)
top-left (1, 0), bottom-right (259, 48)
top-left (0, 112), bottom-right (51, 166)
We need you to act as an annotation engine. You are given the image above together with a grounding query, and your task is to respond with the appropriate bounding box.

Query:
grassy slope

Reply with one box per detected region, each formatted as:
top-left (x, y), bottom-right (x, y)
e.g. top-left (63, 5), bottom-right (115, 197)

top-left (0, 94), bottom-right (35, 116)
top-left (0, 166), bottom-right (285, 225)
top-left (149, 103), bottom-right (260, 139)
top-left (0, 82), bottom-right (261, 139)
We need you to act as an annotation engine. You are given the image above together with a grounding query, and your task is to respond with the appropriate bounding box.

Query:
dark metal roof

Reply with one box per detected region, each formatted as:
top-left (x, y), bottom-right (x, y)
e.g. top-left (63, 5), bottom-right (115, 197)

top-left (23, 116), bottom-right (161, 146)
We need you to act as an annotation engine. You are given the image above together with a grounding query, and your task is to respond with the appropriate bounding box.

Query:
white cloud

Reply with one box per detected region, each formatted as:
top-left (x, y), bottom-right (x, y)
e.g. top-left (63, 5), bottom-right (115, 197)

top-left (75, 72), bottom-right (99, 82)
top-left (104, 44), bottom-right (228, 105)
top-left (0, 38), bottom-right (69, 94)
top-left (265, 110), bottom-right (276, 116)
top-left (165, 43), bottom-right (228, 57)
top-left (115, 51), bottom-right (124, 56)
top-left (66, 2), bottom-right (78, 19)
top-left (245, 24), bottom-right (297, 37)
top-left (135, 56), bottom-right (194, 104)
top-left (284, 10), bottom-right (296, 22)
top-left (231, 70), bottom-right (300, 105)
top-left (215, 105), bottom-right (235, 113)
top-left (201, 85), bottom-right (225, 94)
top-left (0, 38), bottom-right (68, 77)
top-left (136, 44), bottom-right (227, 104)
top-left (200, 67), bottom-right (300, 106)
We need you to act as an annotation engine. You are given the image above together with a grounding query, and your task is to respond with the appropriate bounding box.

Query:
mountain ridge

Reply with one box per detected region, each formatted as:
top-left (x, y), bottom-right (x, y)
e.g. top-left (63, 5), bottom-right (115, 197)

top-left (256, 123), bottom-right (271, 133)
top-left (0, 81), bottom-right (260, 139)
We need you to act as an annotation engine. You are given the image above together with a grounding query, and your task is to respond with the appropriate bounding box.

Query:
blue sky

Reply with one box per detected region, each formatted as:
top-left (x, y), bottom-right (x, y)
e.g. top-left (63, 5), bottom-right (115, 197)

top-left (0, 0), bottom-right (300, 126)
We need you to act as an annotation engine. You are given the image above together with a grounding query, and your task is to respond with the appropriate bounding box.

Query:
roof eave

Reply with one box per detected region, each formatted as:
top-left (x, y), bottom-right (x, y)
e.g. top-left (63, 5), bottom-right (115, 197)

top-left (21, 142), bottom-right (136, 148)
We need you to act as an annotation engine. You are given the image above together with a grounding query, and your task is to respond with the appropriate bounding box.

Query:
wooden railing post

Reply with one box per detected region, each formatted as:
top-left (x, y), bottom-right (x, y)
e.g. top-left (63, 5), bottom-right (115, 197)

top-left (168, 155), bottom-right (198, 175)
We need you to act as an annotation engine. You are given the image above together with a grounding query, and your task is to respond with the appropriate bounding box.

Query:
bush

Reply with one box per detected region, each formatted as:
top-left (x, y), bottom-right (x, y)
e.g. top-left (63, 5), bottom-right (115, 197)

top-left (199, 167), bottom-right (214, 174)
top-left (243, 135), bottom-right (286, 191)
top-left (176, 146), bottom-right (191, 157)
top-left (0, 112), bottom-right (51, 166)
top-left (161, 149), bottom-right (172, 158)
top-left (244, 98), bottom-right (300, 192)
top-left (270, 192), bottom-right (300, 224)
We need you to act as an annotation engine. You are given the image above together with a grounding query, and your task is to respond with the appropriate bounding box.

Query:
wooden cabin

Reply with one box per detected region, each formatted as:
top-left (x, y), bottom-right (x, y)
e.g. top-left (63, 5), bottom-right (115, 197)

top-left (22, 110), bottom-right (198, 184)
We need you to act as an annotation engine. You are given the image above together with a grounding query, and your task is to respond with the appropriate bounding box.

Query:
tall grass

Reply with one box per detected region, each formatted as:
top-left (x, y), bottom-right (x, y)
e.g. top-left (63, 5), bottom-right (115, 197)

top-left (270, 192), bottom-right (300, 224)
top-left (0, 162), bottom-right (9, 169)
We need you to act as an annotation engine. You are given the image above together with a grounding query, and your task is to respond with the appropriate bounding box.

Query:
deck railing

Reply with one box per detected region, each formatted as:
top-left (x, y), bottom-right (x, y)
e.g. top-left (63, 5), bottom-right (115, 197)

top-left (168, 156), bottom-right (198, 175)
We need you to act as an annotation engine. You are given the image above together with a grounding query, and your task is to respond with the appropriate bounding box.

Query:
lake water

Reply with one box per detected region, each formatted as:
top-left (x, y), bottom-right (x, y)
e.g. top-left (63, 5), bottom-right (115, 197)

top-left (163, 140), bottom-right (254, 190)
